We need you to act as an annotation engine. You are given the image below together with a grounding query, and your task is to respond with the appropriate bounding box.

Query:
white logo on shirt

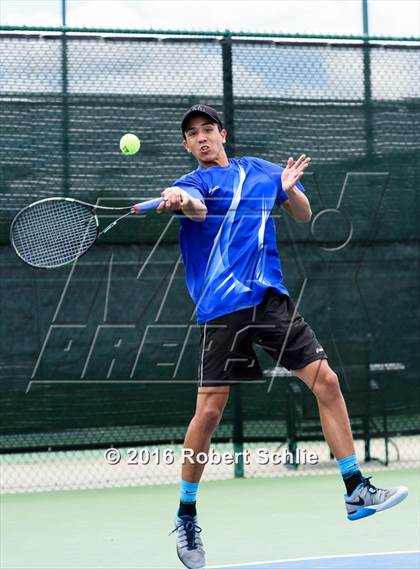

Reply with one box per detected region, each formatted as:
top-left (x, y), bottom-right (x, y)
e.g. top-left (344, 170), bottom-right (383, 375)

top-left (208, 185), bottom-right (220, 195)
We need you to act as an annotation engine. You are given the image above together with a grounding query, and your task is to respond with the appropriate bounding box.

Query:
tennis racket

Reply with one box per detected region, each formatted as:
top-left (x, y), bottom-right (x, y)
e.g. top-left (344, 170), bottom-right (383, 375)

top-left (10, 196), bottom-right (163, 269)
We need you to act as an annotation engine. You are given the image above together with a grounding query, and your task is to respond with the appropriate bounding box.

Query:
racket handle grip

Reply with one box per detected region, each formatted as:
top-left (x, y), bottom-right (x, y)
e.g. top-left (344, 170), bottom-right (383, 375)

top-left (132, 197), bottom-right (163, 214)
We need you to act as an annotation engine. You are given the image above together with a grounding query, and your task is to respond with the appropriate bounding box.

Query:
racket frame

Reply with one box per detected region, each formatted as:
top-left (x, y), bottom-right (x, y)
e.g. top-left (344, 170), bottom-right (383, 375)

top-left (9, 196), bottom-right (160, 269)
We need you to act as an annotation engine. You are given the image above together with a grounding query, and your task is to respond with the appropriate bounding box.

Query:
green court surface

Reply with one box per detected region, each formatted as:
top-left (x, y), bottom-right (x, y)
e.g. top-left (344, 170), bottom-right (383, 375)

top-left (1, 469), bottom-right (418, 569)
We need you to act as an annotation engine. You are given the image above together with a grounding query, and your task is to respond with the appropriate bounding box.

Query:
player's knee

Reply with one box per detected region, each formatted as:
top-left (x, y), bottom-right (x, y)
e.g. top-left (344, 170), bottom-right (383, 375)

top-left (195, 406), bottom-right (224, 431)
top-left (313, 370), bottom-right (341, 405)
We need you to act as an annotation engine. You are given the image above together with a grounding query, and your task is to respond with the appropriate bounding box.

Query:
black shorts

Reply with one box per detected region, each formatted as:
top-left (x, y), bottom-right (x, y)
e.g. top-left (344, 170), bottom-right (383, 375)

top-left (198, 289), bottom-right (327, 387)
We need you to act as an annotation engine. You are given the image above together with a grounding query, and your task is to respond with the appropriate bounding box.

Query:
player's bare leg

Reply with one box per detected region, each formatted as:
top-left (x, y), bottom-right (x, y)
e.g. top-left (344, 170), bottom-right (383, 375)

top-left (293, 358), bottom-right (408, 520)
top-left (182, 386), bottom-right (230, 482)
top-left (292, 359), bottom-right (354, 459)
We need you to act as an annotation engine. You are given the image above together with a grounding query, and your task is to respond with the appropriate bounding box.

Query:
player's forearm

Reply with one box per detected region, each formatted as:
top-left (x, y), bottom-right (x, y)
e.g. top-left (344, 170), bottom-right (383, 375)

top-left (182, 196), bottom-right (208, 222)
top-left (286, 187), bottom-right (312, 223)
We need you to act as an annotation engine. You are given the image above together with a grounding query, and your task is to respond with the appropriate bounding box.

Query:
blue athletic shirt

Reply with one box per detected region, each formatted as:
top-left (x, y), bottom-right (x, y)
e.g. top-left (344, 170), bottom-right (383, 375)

top-left (172, 157), bottom-right (305, 323)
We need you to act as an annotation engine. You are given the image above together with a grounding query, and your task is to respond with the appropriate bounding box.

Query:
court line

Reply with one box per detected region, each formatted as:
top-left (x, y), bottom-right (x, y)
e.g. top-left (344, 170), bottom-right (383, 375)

top-left (207, 550), bottom-right (420, 568)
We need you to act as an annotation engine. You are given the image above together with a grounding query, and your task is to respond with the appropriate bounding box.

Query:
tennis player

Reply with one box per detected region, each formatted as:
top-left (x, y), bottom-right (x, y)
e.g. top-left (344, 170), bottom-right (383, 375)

top-left (163, 105), bottom-right (408, 569)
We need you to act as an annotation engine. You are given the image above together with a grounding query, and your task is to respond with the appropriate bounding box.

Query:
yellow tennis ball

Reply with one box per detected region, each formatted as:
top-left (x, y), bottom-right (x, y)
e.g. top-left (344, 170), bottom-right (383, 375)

top-left (120, 133), bottom-right (141, 155)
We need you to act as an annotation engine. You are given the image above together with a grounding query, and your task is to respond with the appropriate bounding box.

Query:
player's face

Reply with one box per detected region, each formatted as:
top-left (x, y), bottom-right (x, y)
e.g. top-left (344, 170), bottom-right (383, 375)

top-left (183, 116), bottom-right (228, 167)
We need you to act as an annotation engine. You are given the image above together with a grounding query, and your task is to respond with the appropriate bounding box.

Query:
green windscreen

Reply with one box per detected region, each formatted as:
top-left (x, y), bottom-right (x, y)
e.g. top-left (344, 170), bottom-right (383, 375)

top-left (0, 31), bottom-right (419, 454)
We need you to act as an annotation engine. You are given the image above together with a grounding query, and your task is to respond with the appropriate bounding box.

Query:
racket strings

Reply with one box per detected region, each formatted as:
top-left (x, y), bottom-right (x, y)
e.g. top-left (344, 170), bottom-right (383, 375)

top-left (12, 200), bottom-right (98, 268)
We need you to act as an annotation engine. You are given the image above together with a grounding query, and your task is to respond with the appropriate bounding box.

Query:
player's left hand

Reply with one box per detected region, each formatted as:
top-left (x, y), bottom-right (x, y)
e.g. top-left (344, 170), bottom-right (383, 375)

top-left (157, 187), bottom-right (190, 212)
top-left (282, 154), bottom-right (311, 192)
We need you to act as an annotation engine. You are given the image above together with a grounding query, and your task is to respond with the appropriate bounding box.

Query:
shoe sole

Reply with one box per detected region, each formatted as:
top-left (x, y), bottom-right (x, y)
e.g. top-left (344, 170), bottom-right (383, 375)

top-left (347, 486), bottom-right (409, 521)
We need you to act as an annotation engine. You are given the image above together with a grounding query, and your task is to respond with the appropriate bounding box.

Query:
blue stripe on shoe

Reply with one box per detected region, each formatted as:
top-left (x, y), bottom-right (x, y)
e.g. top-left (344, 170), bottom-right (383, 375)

top-left (347, 507), bottom-right (376, 521)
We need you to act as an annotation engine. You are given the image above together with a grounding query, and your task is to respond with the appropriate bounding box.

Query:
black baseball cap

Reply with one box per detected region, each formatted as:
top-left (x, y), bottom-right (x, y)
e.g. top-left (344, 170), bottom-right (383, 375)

top-left (181, 104), bottom-right (223, 133)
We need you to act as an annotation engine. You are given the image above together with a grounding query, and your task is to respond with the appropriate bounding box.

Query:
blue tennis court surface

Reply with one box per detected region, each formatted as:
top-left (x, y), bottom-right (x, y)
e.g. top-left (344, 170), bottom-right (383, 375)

top-left (210, 551), bottom-right (420, 569)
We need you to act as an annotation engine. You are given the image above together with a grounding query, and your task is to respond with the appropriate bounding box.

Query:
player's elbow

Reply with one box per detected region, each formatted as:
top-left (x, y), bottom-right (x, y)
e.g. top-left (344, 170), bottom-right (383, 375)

top-left (296, 208), bottom-right (312, 223)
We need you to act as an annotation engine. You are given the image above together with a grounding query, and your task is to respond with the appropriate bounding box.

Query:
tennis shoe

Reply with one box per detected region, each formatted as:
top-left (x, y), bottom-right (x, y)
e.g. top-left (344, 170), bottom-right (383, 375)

top-left (171, 515), bottom-right (206, 569)
top-left (345, 476), bottom-right (408, 521)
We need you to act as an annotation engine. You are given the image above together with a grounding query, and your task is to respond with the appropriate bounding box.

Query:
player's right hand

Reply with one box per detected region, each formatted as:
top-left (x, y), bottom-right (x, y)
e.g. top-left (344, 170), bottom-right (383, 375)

top-left (157, 187), bottom-right (189, 212)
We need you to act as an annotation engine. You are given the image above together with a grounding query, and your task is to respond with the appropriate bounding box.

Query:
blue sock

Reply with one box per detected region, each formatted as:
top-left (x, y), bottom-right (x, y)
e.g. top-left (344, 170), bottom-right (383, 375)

top-left (179, 480), bottom-right (199, 505)
top-left (337, 454), bottom-right (363, 495)
top-left (337, 454), bottom-right (361, 479)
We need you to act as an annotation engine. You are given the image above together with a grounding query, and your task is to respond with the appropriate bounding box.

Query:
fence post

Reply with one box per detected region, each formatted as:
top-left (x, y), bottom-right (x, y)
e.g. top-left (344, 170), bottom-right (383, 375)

top-left (362, 0), bottom-right (373, 158)
top-left (221, 30), bottom-right (243, 478)
top-left (221, 31), bottom-right (235, 158)
top-left (232, 384), bottom-right (244, 478)
top-left (61, 0), bottom-right (69, 195)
